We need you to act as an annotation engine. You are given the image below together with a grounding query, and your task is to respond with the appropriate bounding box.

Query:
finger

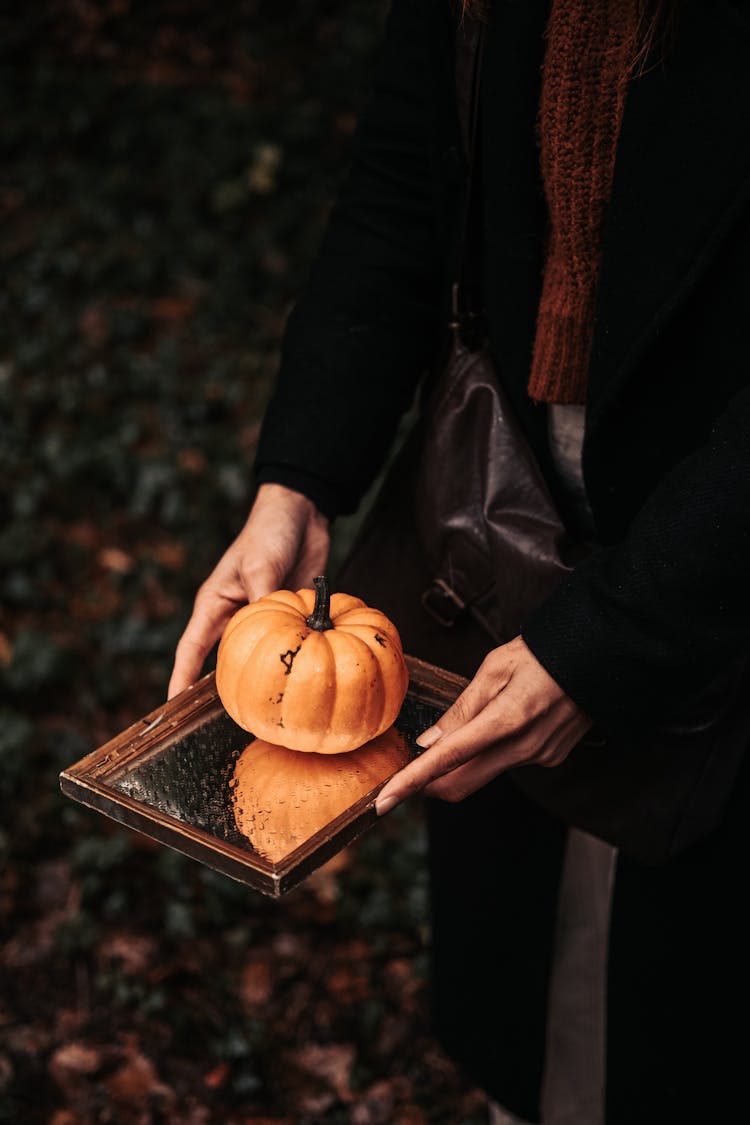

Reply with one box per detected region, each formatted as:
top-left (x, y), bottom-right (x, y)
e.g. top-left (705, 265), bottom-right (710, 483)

top-left (237, 557), bottom-right (286, 603)
top-left (168, 639), bottom-right (209, 700)
top-left (286, 529), bottom-right (330, 592)
top-left (167, 593), bottom-right (238, 699)
top-left (424, 708), bottom-right (586, 803)
top-left (377, 713), bottom-right (499, 813)
top-left (415, 656), bottom-right (513, 749)
top-left (423, 737), bottom-right (525, 803)
top-left (376, 689), bottom-right (537, 814)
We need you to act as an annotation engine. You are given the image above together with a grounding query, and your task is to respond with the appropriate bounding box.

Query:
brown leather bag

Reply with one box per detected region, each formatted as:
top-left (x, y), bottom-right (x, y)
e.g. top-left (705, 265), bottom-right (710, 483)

top-left (412, 19), bottom-right (581, 645)
top-left (413, 323), bottom-right (580, 646)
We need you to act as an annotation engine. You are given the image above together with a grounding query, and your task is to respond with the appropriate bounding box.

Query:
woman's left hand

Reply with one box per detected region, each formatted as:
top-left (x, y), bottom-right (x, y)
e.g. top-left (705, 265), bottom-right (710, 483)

top-left (375, 636), bottom-right (593, 814)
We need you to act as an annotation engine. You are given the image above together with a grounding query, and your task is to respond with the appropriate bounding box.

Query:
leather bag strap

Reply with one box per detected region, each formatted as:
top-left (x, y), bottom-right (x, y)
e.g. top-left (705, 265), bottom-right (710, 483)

top-left (453, 15), bottom-right (485, 337)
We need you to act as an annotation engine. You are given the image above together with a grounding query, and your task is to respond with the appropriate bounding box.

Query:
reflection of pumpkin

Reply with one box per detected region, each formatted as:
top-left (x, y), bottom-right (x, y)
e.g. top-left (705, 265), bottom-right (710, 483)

top-left (216, 576), bottom-right (409, 754)
top-left (231, 726), bottom-right (409, 863)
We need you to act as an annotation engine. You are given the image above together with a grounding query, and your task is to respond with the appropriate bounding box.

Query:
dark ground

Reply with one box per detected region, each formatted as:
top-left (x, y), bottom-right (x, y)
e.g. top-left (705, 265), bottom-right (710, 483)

top-left (0, 2), bottom-right (491, 1123)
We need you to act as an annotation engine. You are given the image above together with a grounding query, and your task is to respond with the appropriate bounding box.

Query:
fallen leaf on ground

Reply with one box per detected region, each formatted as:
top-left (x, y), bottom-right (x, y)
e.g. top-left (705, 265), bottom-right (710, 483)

top-left (49, 1041), bottom-right (102, 1090)
top-left (49, 1110), bottom-right (86, 1125)
top-left (99, 932), bottom-right (157, 975)
top-left (97, 546), bottom-right (135, 574)
top-left (240, 958), bottom-right (273, 1008)
top-left (351, 1077), bottom-right (410, 1125)
top-left (203, 1061), bottom-right (230, 1089)
top-left (283, 1042), bottom-right (355, 1104)
top-left (394, 1106), bottom-right (430, 1125)
top-left (105, 1048), bottom-right (174, 1108)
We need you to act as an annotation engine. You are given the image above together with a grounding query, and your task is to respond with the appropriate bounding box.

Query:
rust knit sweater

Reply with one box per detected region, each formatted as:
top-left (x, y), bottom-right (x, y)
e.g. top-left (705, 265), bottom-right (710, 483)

top-left (527, 0), bottom-right (641, 404)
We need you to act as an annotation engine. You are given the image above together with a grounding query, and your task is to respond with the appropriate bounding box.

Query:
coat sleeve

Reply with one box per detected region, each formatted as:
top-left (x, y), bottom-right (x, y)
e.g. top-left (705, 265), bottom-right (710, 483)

top-left (522, 382), bottom-right (750, 732)
top-left (254, 0), bottom-right (448, 519)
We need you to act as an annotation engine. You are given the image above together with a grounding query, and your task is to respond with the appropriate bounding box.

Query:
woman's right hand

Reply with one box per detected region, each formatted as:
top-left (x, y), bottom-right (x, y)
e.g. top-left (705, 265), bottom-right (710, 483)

top-left (167, 482), bottom-right (331, 699)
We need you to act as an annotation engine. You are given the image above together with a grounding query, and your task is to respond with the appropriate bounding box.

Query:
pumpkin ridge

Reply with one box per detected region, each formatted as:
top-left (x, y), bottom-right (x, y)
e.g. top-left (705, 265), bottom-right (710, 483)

top-left (220, 605), bottom-right (303, 654)
top-left (233, 624), bottom-right (309, 734)
top-left (218, 603), bottom-right (260, 644)
top-left (230, 605), bottom-right (304, 629)
top-left (296, 588), bottom-right (317, 616)
top-left (335, 621), bottom-right (400, 652)
top-left (334, 624), bottom-right (408, 737)
top-left (325, 630), bottom-right (386, 747)
top-left (264, 590), bottom-right (309, 612)
top-left (334, 608), bottom-right (402, 636)
top-left (329, 592), bottom-right (366, 620)
top-left (217, 614), bottom-right (285, 713)
top-left (277, 630), bottom-right (337, 751)
top-left (334, 621), bottom-right (405, 662)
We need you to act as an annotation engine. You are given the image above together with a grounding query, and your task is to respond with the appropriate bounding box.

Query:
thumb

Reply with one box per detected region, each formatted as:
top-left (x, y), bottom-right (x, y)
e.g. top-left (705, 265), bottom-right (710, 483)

top-left (415, 653), bottom-right (513, 749)
top-left (237, 559), bottom-right (287, 605)
top-left (168, 598), bottom-right (229, 700)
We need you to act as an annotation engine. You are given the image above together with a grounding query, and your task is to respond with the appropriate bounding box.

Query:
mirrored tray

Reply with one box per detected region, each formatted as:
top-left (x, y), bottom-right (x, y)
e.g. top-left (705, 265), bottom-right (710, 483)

top-left (59, 655), bottom-right (466, 897)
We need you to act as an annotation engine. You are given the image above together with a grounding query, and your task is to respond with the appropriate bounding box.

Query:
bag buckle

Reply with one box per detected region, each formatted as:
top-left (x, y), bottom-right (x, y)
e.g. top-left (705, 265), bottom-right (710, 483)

top-left (421, 579), bottom-right (466, 627)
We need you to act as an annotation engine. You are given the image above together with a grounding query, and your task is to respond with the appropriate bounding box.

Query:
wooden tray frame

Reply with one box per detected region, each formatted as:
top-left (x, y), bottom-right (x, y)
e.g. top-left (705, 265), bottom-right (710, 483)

top-left (59, 655), bottom-right (467, 897)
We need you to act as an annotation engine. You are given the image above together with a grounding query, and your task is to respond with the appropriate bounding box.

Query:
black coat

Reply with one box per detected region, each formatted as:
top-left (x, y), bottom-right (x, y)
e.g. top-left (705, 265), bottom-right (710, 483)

top-left (255, 2), bottom-right (750, 1117)
top-left (256, 0), bottom-right (750, 735)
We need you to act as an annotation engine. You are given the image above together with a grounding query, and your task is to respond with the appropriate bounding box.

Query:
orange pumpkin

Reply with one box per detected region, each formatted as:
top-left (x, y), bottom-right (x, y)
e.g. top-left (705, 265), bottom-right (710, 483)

top-left (216, 576), bottom-right (409, 753)
top-left (231, 726), bottom-right (410, 862)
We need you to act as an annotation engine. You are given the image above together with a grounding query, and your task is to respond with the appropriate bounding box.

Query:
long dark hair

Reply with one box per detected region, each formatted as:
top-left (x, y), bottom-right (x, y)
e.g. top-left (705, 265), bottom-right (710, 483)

top-left (633, 0), bottom-right (679, 70)
top-left (458, 0), bottom-right (677, 69)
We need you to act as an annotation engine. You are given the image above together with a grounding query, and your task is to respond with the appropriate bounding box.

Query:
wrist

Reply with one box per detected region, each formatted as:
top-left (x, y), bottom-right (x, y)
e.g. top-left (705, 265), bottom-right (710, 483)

top-left (255, 482), bottom-right (328, 522)
top-left (253, 464), bottom-right (342, 521)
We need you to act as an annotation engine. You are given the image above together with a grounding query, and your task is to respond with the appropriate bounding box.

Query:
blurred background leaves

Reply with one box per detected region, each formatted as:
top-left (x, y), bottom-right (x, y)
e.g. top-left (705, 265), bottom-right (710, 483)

top-left (0, 2), bottom-right (489, 1122)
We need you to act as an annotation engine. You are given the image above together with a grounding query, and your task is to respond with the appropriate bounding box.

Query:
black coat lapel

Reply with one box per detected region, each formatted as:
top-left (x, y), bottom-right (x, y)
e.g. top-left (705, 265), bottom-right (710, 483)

top-left (588, 0), bottom-right (750, 421)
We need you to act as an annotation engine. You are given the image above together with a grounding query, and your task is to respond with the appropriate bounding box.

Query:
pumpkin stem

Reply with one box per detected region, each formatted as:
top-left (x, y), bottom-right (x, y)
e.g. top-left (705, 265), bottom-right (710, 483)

top-left (306, 575), bottom-right (334, 632)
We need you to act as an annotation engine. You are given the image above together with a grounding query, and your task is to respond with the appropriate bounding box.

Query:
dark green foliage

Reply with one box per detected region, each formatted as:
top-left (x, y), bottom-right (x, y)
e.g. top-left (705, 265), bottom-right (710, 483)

top-left (0, 3), bottom-right (490, 1121)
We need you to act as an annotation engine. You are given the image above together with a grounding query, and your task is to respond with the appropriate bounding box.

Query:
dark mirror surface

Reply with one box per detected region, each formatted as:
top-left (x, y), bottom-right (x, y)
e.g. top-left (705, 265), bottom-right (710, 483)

top-left (110, 696), bottom-right (441, 866)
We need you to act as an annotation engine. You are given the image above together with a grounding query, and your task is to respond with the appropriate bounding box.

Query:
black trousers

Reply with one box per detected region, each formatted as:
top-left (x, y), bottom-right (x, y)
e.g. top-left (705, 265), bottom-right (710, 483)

top-left (337, 448), bottom-right (750, 1123)
top-left (606, 746), bottom-right (750, 1125)
top-left (425, 759), bottom-right (749, 1125)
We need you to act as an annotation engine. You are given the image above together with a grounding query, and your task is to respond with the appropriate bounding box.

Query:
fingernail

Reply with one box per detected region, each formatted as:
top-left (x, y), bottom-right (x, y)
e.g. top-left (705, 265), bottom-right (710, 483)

top-left (375, 792), bottom-right (400, 817)
top-left (416, 725), bottom-right (442, 749)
